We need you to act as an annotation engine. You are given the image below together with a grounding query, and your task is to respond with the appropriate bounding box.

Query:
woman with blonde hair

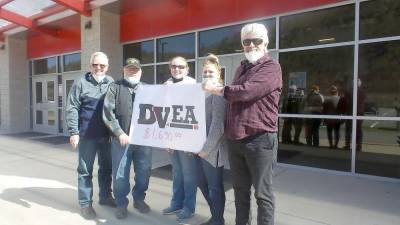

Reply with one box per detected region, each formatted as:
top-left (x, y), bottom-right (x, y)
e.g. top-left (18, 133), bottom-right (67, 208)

top-left (162, 56), bottom-right (199, 221)
top-left (198, 54), bottom-right (229, 225)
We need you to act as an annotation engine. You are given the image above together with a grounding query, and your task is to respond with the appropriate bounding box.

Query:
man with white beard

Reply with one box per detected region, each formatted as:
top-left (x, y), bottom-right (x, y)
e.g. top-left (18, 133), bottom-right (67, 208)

top-left (66, 52), bottom-right (116, 220)
top-left (203, 23), bottom-right (282, 225)
top-left (103, 58), bottom-right (153, 219)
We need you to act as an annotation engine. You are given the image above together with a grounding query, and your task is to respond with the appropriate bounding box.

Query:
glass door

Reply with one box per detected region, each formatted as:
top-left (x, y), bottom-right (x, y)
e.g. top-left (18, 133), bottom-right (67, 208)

top-left (32, 76), bottom-right (58, 134)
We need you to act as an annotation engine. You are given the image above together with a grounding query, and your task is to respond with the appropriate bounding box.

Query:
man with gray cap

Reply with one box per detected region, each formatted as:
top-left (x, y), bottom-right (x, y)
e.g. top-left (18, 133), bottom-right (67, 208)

top-left (203, 23), bottom-right (282, 225)
top-left (103, 58), bottom-right (153, 219)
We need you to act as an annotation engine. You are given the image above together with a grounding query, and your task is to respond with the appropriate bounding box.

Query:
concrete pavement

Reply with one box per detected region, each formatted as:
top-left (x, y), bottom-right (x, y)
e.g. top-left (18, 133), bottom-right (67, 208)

top-left (0, 133), bottom-right (399, 225)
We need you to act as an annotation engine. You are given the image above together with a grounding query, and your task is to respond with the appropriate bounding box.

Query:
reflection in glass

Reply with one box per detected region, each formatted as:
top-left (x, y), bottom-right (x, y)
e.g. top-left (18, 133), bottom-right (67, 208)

top-left (157, 33), bottom-right (195, 62)
top-left (141, 66), bottom-right (155, 84)
top-left (123, 40), bottom-right (154, 64)
top-left (47, 81), bottom-right (54, 102)
top-left (33, 57), bottom-right (57, 75)
top-left (198, 18), bottom-right (276, 57)
top-left (279, 46), bottom-right (354, 115)
top-left (156, 62), bottom-right (195, 84)
top-left (63, 53), bottom-right (81, 72)
top-left (280, 5), bottom-right (354, 48)
top-left (36, 110), bottom-right (43, 125)
top-left (36, 82), bottom-right (42, 103)
top-left (278, 117), bottom-right (351, 171)
top-left (358, 41), bottom-right (400, 117)
top-left (360, 0), bottom-right (400, 40)
top-left (48, 111), bottom-right (55, 126)
top-left (356, 120), bottom-right (400, 178)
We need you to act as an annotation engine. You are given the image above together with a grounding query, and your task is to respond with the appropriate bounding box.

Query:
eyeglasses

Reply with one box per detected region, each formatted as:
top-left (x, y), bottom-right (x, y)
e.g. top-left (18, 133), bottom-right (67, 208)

top-left (242, 38), bottom-right (263, 46)
top-left (170, 65), bottom-right (186, 69)
top-left (92, 64), bottom-right (107, 69)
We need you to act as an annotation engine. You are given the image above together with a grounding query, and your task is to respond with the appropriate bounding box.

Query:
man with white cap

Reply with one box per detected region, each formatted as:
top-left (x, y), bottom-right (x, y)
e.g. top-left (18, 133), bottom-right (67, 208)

top-left (203, 23), bottom-right (282, 225)
top-left (103, 58), bottom-right (153, 219)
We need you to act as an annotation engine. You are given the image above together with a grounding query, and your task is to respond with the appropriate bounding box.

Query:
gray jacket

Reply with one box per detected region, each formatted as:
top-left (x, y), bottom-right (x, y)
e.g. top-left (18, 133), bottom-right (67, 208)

top-left (202, 94), bottom-right (229, 168)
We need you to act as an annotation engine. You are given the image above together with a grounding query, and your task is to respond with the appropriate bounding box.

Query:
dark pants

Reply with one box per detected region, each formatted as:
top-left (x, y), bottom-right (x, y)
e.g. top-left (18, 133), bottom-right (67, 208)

top-left (344, 120), bottom-right (363, 151)
top-left (305, 118), bottom-right (321, 147)
top-left (198, 159), bottom-right (225, 224)
top-left (227, 132), bottom-right (278, 225)
top-left (282, 118), bottom-right (303, 144)
top-left (326, 121), bottom-right (341, 148)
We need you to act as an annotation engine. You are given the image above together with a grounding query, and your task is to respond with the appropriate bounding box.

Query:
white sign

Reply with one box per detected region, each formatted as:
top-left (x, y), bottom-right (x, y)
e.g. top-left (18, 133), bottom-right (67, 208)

top-left (129, 84), bottom-right (206, 153)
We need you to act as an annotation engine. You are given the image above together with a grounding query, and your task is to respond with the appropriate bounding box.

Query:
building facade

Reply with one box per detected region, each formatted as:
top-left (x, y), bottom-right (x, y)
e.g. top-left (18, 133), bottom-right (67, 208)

top-left (0, 0), bottom-right (399, 179)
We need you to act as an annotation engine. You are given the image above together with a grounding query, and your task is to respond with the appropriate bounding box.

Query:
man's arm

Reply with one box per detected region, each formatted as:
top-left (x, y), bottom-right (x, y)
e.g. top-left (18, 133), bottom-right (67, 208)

top-left (103, 83), bottom-right (125, 138)
top-left (224, 63), bottom-right (282, 103)
top-left (65, 80), bottom-right (82, 149)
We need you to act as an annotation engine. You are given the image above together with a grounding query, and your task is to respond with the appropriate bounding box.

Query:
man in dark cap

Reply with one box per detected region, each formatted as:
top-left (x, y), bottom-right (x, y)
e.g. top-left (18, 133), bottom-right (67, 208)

top-left (103, 58), bottom-right (153, 219)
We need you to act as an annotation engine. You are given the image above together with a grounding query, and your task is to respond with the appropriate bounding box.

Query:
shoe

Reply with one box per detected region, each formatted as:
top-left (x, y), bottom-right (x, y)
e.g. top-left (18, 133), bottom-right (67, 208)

top-left (80, 206), bottom-right (96, 220)
top-left (99, 196), bottom-right (117, 207)
top-left (134, 200), bottom-right (151, 214)
top-left (176, 209), bottom-right (194, 220)
top-left (162, 206), bottom-right (182, 215)
top-left (115, 207), bottom-right (127, 219)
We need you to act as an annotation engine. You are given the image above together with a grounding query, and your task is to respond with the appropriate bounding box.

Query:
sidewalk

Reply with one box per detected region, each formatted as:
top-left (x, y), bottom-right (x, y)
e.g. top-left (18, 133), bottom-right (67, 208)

top-left (0, 133), bottom-right (399, 225)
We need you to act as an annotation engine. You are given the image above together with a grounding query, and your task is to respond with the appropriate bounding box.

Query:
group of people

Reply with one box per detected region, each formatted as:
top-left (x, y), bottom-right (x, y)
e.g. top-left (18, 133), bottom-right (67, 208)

top-left (281, 80), bottom-right (365, 150)
top-left (65, 22), bottom-right (282, 225)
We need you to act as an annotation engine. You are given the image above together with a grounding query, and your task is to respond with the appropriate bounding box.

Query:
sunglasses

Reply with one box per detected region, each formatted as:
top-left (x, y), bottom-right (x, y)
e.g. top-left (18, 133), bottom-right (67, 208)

top-left (242, 38), bottom-right (263, 46)
top-left (170, 65), bottom-right (186, 69)
top-left (92, 63), bottom-right (107, 69)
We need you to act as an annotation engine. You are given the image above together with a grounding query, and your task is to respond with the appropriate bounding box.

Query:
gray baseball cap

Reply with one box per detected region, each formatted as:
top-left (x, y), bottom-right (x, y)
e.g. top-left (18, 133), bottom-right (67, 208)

top-left (124, 58), bottom-right (141, 69)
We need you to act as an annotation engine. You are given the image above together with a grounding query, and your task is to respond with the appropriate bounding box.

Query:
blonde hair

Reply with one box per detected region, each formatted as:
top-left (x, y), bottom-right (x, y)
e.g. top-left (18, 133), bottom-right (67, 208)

top-left (169, 56), bottom-right (189, 68)
top-left (203, 54), bottom-right (223, 85)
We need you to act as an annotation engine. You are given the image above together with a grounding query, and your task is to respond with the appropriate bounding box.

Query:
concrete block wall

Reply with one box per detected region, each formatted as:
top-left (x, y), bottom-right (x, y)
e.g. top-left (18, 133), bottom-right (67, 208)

top-left (81, 7), bottom-right (122, 80)
top-left (0, 39), bottom-right (10, 132)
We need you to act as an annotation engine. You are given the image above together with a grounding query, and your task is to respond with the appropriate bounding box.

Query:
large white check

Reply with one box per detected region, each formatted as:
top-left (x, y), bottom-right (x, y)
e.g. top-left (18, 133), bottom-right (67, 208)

top-left (129, 83), bottom-right (206, 153)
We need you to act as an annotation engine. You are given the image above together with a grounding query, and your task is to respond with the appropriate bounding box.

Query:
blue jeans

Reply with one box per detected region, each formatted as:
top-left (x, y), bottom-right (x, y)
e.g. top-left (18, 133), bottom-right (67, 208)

top-left (198, 159), bottom-right (225, 224)
top-left (111, 138), bottom-right (152, 208)
top-left (77, 138), bottom-right (112, 208)
top-left (170, 150), bottom-right (199, 213)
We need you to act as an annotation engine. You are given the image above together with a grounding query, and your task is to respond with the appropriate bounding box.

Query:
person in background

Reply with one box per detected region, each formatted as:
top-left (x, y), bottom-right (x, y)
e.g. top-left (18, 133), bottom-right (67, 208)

top-left (323, 85), bottom-right (341, 149)
top-left (197, 54), bottom-right (229, 225)
top-left (162, 56), bottom-right (199, 221)
top-left (203, 23), bottom-right (282, 225)
top-left (66, 51), bottom-right (116, 220)
top-left (303, 85), bottom-right (324, 147)
top-left (103, 58), bottom-right (152, 219)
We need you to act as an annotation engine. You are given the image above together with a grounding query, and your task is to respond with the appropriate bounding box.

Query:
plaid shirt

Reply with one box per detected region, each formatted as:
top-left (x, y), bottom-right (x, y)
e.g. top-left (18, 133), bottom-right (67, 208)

top-left (223, 55), bottom-right (282, 140)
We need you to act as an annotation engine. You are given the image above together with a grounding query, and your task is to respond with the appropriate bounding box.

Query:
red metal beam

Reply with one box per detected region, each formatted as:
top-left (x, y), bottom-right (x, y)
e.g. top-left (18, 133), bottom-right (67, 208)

top-left (0, 0), bottom-right (14, 8)
top-left (51, 0), bottom-right (91, 17)
top-left (0, 23), bottom-right (17, 33)
top-left (31, 5), bottom-right (67, 20)
top-left (0, 8), bottom-right (32, 27)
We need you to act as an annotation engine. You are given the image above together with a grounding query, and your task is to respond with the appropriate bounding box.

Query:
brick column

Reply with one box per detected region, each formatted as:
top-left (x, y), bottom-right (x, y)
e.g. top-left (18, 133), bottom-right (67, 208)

top-left (81, 6), bottom-right (123, 80)
top-left (0, 34), bottom-right (29, 133)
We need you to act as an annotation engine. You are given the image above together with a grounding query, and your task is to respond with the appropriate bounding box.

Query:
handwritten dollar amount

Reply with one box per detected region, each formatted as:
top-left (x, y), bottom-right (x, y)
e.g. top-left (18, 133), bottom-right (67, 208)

top-left (143, 128), bottom-right (183, 141)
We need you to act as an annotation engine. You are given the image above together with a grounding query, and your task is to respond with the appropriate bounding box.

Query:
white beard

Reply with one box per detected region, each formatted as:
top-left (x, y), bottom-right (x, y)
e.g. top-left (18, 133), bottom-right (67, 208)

top-left (245, 50), bottom-right (264, 64)
top-left (125, 76), bottom-right (141, 85)
top-left (93, 75), bottom-right (105, 83)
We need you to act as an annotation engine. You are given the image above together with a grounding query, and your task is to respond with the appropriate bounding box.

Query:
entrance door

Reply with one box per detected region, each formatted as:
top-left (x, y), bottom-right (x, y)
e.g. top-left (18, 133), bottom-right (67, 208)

top-left (32, 76), bottom-right (58, 134)
top-left (62, 72), bottom-right (82, 136)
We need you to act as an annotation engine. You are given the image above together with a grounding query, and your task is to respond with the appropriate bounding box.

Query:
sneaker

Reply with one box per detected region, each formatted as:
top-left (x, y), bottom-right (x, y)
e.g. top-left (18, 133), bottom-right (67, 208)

top-left (162, 206), bottom-right (182, 215)
top-left (99, 196), bottom-right (117, 207)
top-left (134, 200), bottom-right (151, 214)
top-left (115, 207), bottom-right (128, 219)
top-left (80, 206), bottom-right (96, 220)
top-left (176, 209), bottom-right (194, 220)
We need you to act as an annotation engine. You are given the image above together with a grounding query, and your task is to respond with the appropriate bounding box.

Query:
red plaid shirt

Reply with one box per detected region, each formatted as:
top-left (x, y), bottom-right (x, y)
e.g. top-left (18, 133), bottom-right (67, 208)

top-left (223, 55), bottom-right (282, 140)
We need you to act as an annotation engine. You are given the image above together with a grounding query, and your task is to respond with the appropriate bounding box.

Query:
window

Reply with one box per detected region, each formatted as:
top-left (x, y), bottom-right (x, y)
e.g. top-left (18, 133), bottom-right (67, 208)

top-left (63, 53), bottom-right (81, 72)
top-left (33, 57), bottom-right (57, 75)
top-left (280, 5), bottom-right (355, 48)
top-left (279, 46), bottom-right (354, 115)
top-left (123, 40), bottom-right (154, 64)
top-left (141, 66), bottom-right (155, 84)
top-left (360, 0), bottom-right (400, 40)
top-left (355, 120), bottom-right (400, 179)
top-left (156, 62), bottom-right (196, 84)
top-left (157, 33), bottom-right (195, 62)
top-left (358, 41), bottom-right (400, 117)
top-left (199, 18), bottom-right (276, 57)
